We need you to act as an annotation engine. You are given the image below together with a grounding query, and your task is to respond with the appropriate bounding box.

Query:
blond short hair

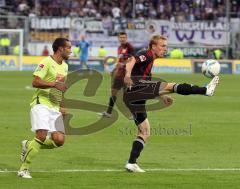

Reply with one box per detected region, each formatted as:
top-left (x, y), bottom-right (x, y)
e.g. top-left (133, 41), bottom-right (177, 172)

top-left (149, 35), bottom-right (167, 49)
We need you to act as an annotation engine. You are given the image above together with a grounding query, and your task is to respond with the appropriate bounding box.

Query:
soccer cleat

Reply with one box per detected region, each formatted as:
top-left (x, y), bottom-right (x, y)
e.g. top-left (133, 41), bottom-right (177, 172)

top-left (97, 111), bottom-right (112, 118)
top-left (205, 76), bottom-right (219, 96)
top-left (20, 140), bottom-right (28, 162)
top-left (17, 169), bottom-right (32, 179)
top-left (125, 163), bottom-right (145, 173)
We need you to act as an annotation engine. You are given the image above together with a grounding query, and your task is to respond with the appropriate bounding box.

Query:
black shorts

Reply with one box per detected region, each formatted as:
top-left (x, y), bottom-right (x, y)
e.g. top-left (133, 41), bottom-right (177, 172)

top-left (123, 80), bottom-right (164, 125)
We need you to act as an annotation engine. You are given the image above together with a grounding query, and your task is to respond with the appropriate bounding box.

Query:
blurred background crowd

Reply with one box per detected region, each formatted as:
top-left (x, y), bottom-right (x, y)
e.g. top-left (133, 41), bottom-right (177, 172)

top-left (2, 0), bottom-right (240, 21)
top-left (0, 0), bottom-right (240, 59)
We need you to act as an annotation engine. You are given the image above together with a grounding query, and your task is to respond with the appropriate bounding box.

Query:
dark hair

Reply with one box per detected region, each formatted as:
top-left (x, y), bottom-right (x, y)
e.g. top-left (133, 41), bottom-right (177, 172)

top-left (118, 32), bottom-right (127, 36)
top-left (52, 38), bottom-right (69, 53)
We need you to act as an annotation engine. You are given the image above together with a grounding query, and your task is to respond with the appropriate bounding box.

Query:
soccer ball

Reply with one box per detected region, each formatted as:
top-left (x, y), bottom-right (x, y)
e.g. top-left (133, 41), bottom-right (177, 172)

top-left (201, 59), bottom-right (221, 78)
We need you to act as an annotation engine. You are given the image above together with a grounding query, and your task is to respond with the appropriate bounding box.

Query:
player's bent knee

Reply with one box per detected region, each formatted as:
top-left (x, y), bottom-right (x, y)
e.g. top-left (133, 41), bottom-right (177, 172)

top-left (139, 128), bottom-right (150, 138)
top-left (52, 133), bottom-right (65, 147)
top-left (35, 130), bottom-right (48, 142)
top-left (163, 83), bottom-right (176, 92)
top-left (138, 130), bottom-right (150, 141)
top-left (53, 137), bottom-right (65, 147)
top-left (36, 136), bottom-right (47, 143)
top-left (137, 117), bottom-right (151, 140)
top-left (55, 140), bottom-right (64, 147)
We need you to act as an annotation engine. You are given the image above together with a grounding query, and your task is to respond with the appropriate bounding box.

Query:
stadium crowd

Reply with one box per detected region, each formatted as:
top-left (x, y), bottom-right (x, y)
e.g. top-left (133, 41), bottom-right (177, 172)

top-left (3, 0), bottom-right (240, 21)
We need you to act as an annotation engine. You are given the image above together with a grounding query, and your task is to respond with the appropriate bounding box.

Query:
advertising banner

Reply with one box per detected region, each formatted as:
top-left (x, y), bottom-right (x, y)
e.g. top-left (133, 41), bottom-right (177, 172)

top-left (67, 58), bottom-right (104, 71)
top-left (68, 19), bottom-right (231, 47)
top-left (167, 47), bottom-right (208, 58)
top-left (233, 60), bottom-right (240, 74)
top-left (137, 20), bottom-right (230, 46)
top-left (30, 17), bottom-right (231, 47)
top-left (0, 56), bottom-right (19, 70)
top-left (1, 55), bottom-right (238, 74)
top-left (0, 55), bottom-right (45, 70)
top-left (152, 59), bottom-right (192, 73)
top-left (31, 17), bottom-right (71, 30)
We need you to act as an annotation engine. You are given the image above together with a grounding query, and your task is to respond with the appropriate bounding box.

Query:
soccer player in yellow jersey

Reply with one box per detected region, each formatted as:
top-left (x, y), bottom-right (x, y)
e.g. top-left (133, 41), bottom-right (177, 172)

top-left (18, 38), bottom-right (71, 178)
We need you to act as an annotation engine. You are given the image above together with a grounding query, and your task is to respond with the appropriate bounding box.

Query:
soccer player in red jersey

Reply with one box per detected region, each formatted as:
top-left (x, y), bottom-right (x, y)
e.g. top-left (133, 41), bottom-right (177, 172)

top-left (123, 35), bottom-right (219, 172)
top-left (100, 32), bottom-right (134, 117)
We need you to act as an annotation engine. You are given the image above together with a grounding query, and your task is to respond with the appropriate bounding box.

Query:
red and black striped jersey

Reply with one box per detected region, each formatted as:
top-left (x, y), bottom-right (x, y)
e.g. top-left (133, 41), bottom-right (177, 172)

top-left (131, 49), bottom-right (154, 81)
top-left (117, 42), bottom-right (134, 64)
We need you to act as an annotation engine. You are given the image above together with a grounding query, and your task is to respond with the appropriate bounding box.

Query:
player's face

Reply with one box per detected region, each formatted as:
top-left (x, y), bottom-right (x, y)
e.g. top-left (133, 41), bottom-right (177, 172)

top-left (152, 39), bottom-right (167, 58)
top-left (118, 34), bottom-right (127, 45)
top-left (61, 41), bottom-right (72, 60)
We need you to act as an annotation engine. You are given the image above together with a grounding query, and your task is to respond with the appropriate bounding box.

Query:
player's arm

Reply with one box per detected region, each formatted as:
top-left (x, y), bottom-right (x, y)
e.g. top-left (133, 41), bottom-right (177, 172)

top-left (124, 56), bottom-right (136, 88)
top-left (32, 76), bottom-right (54, 88)
top-left (32, 76), bottom-right (68, 92)
top-left (59, 99), bottom-right (67, 116)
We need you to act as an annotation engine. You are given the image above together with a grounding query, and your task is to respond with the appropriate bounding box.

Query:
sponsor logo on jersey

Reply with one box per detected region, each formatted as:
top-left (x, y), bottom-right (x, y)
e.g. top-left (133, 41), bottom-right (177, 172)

top-left (139, 55), bottom-right (146, 62)
top-left (36, 64), bottom-right (45, 71)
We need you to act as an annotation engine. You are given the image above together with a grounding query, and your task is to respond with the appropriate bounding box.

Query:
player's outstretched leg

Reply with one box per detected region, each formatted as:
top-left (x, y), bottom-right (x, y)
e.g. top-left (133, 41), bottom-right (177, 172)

top-left (171, 76), bottom-right (219, 96)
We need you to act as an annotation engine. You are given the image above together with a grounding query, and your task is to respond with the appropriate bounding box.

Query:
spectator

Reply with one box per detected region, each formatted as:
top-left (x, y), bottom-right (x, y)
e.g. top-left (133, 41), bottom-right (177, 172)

top-left (78, 35), bottom-right (91, 69)
top-left (98, 45), bottom-right (107, 57)
top-left (98, 45), bottom-right (108, 71)
top-left (112, 3), bottom-right (121, 18)
top-left (2, 0), bottom-right (240, 20)
top-left (13, 45), bottom-right (20, 55)
top-left (212, 48), bottom-right (224, 59)
top-left (18, 0), bottom-right (30, 16)
top-left (234, 33), bottom-right (240, 58)
top-left (135, 0), bottom-right (144, 15)
top-left (169, 48), bottom-right (184, 59)
top-left (73, 46), bottom-right (80, 57)
top-left (42, 45), bottom-right (49, 56)
top-left (0, 34), bottom-right (11, 55)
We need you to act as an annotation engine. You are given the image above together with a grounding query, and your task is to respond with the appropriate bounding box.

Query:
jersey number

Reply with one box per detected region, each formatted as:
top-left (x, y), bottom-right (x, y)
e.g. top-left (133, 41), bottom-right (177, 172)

top-left (139, 55), bottom-right (146, 62)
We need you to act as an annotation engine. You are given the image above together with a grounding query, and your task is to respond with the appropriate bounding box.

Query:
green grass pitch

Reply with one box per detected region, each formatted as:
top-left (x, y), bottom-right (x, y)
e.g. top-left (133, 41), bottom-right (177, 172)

top-left (0, 71), bottom-right (240, 188)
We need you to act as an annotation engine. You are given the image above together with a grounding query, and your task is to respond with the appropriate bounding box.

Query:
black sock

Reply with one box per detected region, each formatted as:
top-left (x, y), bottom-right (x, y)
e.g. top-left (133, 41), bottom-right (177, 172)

top-left (106, 96), bottom-right (117, 114)
top-left (128, 136), bottom-right (145, 164)
top-left (173, 83), bottom-right (206, 95)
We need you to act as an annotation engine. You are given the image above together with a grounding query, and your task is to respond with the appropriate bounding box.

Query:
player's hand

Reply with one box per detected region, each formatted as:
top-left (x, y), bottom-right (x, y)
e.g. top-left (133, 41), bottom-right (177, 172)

top-left (60, 107), bottom-right (66, 115)
top-left (160, 95), bottom-right (174, 107)
top-left (124, 76), bottom-right (133, 90)
top-left (60, 107), bottom-right (67, 117)
top-left (54, 82), bottom-right (68, 92)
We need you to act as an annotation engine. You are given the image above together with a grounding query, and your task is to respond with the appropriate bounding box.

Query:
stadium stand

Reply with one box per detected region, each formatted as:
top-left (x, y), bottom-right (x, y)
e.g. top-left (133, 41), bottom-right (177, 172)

top-left (1, 0), bottom-right (240, 20)
top-left (0, 0), bottom-right (239, 58)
